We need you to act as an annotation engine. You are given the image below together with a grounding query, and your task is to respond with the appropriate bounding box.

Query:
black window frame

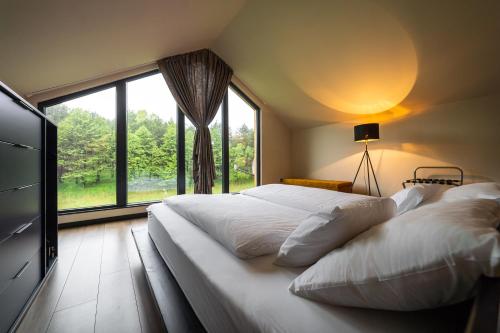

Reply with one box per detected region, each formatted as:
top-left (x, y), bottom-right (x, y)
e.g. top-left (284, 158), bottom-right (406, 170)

top-left (38, 70), bottom-right (261, 215)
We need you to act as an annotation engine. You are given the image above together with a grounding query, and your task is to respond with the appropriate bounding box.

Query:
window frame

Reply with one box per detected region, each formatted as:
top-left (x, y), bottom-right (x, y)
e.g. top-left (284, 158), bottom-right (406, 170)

top-left (39, 70), bottom-right (261, 215)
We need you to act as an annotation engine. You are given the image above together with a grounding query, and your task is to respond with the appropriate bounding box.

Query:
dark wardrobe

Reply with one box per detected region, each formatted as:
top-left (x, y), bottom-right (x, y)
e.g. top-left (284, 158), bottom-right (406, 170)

top-left (0, 80), bottom-right (58, 333)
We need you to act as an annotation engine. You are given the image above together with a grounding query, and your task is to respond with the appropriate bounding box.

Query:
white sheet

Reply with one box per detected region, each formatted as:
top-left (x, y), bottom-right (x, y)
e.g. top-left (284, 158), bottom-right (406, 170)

top-left (241, 184), bottom-right (373, 214)
top-left (164, 194), bottom-right (311, 258)
top-left (148, 203), bottom-right (462, 333)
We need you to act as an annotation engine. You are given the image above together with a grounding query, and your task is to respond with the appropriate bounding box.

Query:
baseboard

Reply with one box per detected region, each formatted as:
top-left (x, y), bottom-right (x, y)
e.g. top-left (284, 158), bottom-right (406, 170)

top-left (58, 212), bottom-right (147, 229)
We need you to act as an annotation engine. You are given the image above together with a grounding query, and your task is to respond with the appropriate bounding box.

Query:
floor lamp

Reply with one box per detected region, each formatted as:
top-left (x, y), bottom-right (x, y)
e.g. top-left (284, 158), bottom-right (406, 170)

top-left (352, 123), bottom-right (381, 196)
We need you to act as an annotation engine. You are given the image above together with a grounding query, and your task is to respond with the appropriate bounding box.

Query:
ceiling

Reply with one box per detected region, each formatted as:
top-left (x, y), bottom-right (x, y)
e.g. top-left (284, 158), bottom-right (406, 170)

top-left (0, 0), bottom-right (245, 94)
top-left (1, 0), bottom-right (499, 128)
top-left (214, 0), bottom-right (500, 127)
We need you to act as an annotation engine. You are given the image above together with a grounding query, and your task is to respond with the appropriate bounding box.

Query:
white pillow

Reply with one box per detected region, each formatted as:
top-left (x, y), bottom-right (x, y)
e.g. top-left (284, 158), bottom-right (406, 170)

top-left (417, 184), bottom-right (454, 206)
top-left (290, 199), bottom-right (500, 311)
top-left (391, 185), bottom-right (426, 215)
top-left (442, 182), bottom-right (500, 202)
top-left (275, 198), bottom-right (396, 267)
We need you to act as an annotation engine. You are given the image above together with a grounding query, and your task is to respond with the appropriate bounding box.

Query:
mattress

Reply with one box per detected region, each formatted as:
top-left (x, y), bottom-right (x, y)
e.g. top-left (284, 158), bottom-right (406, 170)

top-left (147, 203), bottom-right (460, 333)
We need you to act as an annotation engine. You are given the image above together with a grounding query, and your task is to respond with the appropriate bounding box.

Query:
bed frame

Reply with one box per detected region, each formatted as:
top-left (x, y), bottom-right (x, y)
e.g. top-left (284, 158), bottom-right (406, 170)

top-left (402, 166), bottom-right (464, 188)
top-left (132, 227), bottom-right (205, 333)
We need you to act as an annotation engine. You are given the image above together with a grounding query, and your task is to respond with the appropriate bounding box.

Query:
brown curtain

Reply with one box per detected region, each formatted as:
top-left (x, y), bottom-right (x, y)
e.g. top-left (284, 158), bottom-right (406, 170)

top-left (158, 49), bottom-right (233, 194)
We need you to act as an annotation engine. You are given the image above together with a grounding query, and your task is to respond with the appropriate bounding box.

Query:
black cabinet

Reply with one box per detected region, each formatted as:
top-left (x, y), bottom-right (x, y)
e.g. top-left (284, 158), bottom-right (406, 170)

top-left (0, 81), bottom-right (57, 333)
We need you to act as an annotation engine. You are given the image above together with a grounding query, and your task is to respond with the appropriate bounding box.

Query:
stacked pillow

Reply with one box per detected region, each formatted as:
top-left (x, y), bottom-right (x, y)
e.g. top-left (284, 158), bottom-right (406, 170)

top-left (442, 182), bottom-right (500, 202)
top-left (287, 182), bottom-right (500, 311)
top-left (275, 198), bottom-right (396, 267)
top-left (390, 183), bottom-right (453, 215)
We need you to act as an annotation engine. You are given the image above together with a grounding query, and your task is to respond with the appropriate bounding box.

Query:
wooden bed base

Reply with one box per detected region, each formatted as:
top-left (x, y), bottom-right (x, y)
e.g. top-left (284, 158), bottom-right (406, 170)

top-left (132, 227), bottom-right (499, 333)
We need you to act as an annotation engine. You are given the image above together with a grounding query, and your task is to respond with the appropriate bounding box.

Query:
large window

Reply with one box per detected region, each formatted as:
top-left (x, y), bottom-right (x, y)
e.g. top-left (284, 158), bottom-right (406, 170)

top-left (45, 88), bottom-right (117, 210)
top-left (41, 71), bottom-right (260, 212)
top-left (126, 74), bottom-right (177, 203)
top-left (228, 87), bottom-right (259, 192)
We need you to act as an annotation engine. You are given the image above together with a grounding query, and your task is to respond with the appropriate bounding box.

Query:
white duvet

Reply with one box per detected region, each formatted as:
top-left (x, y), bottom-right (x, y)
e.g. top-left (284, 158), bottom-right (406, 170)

top-left (164, 184), bottom-right (394, 259)
top-left (164, 193), bottom-right (313, 258)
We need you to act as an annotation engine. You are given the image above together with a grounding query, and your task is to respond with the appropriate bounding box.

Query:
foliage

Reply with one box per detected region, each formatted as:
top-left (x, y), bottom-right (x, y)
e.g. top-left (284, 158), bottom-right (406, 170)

top-left (46, 105), bottom-right (256, 208)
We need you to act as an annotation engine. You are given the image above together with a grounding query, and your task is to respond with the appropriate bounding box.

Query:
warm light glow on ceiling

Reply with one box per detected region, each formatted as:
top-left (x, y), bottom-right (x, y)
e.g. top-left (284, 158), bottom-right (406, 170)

top-left (276, 0), bottom-right (418, 115)
top-left (348, 105), bottom-right (411, 124)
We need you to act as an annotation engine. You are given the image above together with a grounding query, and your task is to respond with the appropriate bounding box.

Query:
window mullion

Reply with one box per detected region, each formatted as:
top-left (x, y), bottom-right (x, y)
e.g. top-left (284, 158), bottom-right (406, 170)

top-left (116, 80), bottom-right (127, 206)
top-left (177, 107), bottom-right (186, 194)
top-left (222, 91), bottom-right (229, 193)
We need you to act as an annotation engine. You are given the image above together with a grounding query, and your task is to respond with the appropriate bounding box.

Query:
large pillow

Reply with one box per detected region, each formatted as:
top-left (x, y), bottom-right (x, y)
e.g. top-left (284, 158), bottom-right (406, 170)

top-left (442, 182), bottom-right (500, 202)
top-left (391, 185), bottom-right (426, 215)
top-left (241, 184), bottom-right (371, 215)
top-left (289, 199), bottom-right (500, 311)
top-left (417, 184), bottom-right (454, 206)
top-left (275, 198), bottom-right (396, 267)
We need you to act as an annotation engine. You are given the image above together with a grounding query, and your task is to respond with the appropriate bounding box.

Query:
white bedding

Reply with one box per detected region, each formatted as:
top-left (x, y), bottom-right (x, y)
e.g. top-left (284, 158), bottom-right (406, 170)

top-left (241, 184), bottom-right (372, 214)
top-left (164, 185), bottom-right (394, 259)
top-left (164, 193), bottom-right (312, 258)
top-left (147, 203), bottom-right (464, 333)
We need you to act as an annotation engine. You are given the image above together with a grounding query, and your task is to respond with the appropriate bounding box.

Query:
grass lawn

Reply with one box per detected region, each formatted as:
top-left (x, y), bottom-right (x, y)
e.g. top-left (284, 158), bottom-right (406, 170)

top-left (58, 178), bottom-right (256, 210)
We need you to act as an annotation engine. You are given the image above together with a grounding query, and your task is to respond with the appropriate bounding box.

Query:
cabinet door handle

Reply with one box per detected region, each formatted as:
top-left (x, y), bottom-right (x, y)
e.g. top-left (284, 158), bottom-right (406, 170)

top-left (14, 222), bottom-right (32, 235)
top-left (13, 143), bottom-right (33, 149)
top-left (14, 184), bottom-right (35, 191)
top-left (14, 261), bottom-right (31, 279)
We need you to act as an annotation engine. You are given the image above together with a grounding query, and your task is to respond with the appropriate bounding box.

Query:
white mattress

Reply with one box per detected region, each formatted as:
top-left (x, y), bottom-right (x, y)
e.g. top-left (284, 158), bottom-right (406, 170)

top-left (147, 203), bottom-right (459, 333)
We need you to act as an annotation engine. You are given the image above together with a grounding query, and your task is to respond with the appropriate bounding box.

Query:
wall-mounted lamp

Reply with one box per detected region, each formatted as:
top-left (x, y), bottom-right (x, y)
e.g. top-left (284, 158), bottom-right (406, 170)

top-left (352, 123), bottom-right (381, 196)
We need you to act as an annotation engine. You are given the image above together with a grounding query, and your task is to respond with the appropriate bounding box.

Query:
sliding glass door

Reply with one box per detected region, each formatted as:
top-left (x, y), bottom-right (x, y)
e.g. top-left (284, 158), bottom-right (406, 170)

top-left (41, 71), bottom-right (260, 212)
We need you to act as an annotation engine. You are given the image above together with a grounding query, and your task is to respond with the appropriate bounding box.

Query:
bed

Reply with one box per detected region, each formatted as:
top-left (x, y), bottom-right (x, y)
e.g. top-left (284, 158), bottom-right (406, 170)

top-left (134, 172), bottom-right (499, 333)
top-left (144, 203), bottom-right (470, 333)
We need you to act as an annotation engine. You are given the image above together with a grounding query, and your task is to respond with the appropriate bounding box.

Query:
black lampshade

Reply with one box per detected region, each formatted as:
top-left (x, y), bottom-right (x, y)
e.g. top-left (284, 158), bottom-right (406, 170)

top-left (354, 123), bottom-right (379, 142)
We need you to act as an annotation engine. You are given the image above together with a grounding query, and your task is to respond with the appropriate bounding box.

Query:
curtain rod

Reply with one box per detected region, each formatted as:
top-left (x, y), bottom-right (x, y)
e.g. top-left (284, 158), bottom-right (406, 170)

top-left (26, 60), bottom-right (159, 98)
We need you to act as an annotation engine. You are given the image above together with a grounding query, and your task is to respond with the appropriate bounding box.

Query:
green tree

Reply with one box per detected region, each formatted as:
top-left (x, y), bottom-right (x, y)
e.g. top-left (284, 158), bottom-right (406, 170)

top-left (156, 120), bottom-right (177, 179)
top-left (128, 110), bottom-right (168, 146)
top-left (45, 104), bottom-right (70, 124)
top-left (58, 109), bottom-right (114, 186)
top-left (128, 125), bottom-right (156, 179)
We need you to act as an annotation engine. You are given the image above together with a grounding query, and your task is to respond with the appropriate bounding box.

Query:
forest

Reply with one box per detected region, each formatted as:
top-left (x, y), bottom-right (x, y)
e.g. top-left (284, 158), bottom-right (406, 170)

top-left (46, 105), bottom-right (256, 209)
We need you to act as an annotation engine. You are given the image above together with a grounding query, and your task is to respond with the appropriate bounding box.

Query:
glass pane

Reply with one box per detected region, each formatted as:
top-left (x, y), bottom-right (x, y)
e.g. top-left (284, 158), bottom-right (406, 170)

top-left (45, 88), bottom-right (117, 209)
top-left (228, 87), bottom-right (257, 192)
top-left (185, 108), bottom-right (222, 194)
top-left (127, 73), bottom-right (177, 203)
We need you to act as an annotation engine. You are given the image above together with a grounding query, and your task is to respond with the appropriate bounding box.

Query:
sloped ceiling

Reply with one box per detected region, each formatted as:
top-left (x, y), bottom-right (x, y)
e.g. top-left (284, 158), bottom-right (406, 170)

top-left (1, 0), bottom-right (499, 129)
top-left (214, 0), bottom-right (500, 128)
top-left (0, 0), bottom-right (245, 94)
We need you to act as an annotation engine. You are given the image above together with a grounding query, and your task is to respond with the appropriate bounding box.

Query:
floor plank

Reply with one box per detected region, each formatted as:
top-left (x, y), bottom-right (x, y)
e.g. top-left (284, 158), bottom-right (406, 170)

top-left (95, 270), bottom-right (141, 333)
top-left (55, 224), bottom-right (105, 311)
top-left (47, 300), bottom-right (97, 333)
top-left (17, 218), bottom-right (163, 333)
top-left (16, 227), bottom-right (83, 333)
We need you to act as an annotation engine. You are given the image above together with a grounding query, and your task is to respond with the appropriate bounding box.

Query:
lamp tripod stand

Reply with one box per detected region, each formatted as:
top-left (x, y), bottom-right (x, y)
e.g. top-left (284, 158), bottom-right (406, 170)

top-left (352, 141), bottom-right (381, 196)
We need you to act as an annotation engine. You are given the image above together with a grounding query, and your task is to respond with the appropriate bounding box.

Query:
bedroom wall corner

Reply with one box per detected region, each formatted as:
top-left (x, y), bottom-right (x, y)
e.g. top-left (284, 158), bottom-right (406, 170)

top-left (291, 94), bottom-right (500, 196)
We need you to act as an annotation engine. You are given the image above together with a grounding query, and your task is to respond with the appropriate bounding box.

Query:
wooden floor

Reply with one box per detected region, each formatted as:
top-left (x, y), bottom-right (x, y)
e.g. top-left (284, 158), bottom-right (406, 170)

top-left (16, 218), bottom-right (165, 333)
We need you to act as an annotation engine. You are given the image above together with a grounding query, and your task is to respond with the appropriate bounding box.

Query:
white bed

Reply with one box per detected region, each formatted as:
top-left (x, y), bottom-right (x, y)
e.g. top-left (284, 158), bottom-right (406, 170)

top-left (147, 203), bottom-right (461, 333)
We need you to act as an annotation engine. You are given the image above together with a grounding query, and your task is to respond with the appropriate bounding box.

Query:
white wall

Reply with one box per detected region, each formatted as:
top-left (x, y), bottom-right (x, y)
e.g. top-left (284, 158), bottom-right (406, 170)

top-left (292, 94), bottom-right (500, 196)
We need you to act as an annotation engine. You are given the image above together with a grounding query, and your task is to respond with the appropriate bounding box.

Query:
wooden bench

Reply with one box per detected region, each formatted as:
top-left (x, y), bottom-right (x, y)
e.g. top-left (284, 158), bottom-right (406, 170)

top-left (280, 178), bottom-right (353, 193)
